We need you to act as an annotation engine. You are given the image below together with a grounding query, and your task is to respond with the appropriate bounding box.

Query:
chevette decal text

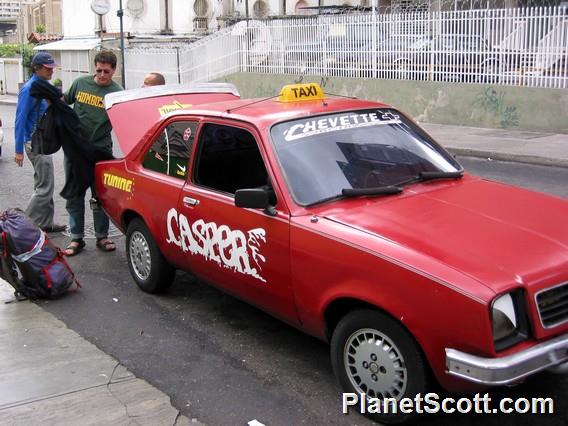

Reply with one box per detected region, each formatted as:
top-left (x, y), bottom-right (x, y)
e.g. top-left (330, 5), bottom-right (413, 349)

top-left (103, 173), bottom-right (133, 193)
top-left (166, 208), bottom-right (267, 282)
top-left (283, 111), bottom-right (401, 141)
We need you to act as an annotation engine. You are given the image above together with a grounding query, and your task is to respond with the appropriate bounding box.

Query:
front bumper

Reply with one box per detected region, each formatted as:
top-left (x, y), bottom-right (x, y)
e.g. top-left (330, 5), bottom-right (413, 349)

top-left (445, 332), bottom-right (568, 385)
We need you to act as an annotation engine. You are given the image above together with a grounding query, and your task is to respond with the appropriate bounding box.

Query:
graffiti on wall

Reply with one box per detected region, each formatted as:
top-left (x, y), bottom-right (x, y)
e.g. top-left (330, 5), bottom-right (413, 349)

top-left (472, 88), bottom-right (519, 129)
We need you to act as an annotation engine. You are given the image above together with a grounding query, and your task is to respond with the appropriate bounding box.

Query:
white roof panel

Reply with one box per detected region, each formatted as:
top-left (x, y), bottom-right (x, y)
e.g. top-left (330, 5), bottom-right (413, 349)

top-left (33, 38), bottom-right (101, 51)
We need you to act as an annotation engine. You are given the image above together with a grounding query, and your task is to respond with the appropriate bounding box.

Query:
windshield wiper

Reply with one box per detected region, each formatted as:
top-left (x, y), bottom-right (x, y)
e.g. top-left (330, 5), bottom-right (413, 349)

top-left (419, 170), bottom-right (464, 181)
top-left (342, 186), bottom-right (403, 197)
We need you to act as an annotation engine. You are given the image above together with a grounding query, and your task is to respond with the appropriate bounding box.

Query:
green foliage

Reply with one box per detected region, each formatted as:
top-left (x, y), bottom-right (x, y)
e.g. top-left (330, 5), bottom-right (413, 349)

top-left (0, 44), bottom-right (22, 58)
top-left (35, 24), bottom-right (46, 33)
top-left (0, 44), bottom-right (38, 78)
top-left (52, 78), bottom-right (62, 87)
top-left (22, 44), bottom-right (35, 69)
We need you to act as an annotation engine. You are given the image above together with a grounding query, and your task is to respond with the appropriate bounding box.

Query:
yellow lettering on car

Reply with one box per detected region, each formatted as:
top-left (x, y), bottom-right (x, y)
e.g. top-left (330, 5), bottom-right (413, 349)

top-left (278, 83), bottom-right (324, 102)
top-left (103, 173), bottom-right (133, 193)
top-left (158, 100), bottom-right (193, 116)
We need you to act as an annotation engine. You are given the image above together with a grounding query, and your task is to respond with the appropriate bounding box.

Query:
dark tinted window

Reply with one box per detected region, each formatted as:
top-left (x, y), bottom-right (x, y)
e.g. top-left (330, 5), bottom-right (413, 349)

top-left (194, 123), bottom-right (270, 196)
top-left (270, 109), bottom-right (462, 206)
top-left (142, 121), bottom-right (197, 180)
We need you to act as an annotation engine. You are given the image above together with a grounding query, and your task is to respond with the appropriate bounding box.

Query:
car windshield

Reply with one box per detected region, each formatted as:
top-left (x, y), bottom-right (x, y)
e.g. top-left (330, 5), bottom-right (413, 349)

top-left (270, 108), bottom-right (462, 206)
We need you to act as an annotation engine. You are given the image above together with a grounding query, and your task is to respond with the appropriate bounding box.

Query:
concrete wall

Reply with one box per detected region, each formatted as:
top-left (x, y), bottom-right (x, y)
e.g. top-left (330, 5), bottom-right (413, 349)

top-left (217, 73), bottom-right (568, 134)
top-left (0, 58), bottom-right (23, 94)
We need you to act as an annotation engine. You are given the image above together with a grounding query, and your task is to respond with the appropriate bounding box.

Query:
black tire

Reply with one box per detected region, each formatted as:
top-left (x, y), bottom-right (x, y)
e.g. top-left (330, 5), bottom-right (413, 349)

top-left (125, 218), bottom-right (175, 293)
top-left (330, 309), bottom-right (429, 424)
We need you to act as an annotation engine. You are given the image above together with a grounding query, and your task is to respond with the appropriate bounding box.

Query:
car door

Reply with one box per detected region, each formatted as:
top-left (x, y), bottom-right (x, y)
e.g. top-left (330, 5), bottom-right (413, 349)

top-left (168, 120), bottom-right (297, 323)
top-left (133, 119), bottom-right (198, 267)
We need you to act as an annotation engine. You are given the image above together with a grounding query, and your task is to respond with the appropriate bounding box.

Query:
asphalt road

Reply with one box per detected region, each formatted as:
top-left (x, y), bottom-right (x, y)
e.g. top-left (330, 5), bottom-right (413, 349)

top-left (1, 104), bottom-right (567, 425)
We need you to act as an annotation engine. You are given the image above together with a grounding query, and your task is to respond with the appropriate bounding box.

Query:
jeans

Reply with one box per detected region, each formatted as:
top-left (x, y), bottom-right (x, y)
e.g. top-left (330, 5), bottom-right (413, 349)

top-left (64, 156), bottom-right (109, 240)
top-left (24, 143), bottom-right (55, 228)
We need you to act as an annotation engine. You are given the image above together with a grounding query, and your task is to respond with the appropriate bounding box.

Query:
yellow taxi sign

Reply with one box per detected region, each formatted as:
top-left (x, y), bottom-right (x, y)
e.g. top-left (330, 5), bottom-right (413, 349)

top-left (278, 83), bottom-right (325, 103)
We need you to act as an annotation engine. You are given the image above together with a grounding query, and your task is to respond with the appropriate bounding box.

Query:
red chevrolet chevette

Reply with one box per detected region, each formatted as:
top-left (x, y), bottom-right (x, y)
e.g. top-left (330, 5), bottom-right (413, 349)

top-left (96, 82), bottom-right (568, 423)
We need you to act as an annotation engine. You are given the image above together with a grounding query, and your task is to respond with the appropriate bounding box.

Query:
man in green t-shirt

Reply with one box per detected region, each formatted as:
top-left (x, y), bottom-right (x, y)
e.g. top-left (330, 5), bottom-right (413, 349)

top-left (63, 50), bottom-right (123, 256)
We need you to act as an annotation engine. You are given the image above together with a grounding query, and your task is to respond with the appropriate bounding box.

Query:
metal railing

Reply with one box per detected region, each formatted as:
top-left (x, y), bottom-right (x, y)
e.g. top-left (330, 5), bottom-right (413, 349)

top-left (125, 6), bottom-right (568, 90)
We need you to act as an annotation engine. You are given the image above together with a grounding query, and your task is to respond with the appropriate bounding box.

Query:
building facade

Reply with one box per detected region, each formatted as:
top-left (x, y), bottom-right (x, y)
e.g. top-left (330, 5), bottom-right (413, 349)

top-left (20, 0), bottom-right (62, 35)
top-left (0, 0), bottom-right (21, 20)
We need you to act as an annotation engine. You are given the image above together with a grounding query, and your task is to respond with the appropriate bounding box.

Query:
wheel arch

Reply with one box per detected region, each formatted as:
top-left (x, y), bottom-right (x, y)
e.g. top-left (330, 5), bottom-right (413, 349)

top-left (324, 297), bottom-right (438, 390)
top-left (121, 209), bottom-right (143, 230)
top-left (324, 297), bottom-right (420, 347)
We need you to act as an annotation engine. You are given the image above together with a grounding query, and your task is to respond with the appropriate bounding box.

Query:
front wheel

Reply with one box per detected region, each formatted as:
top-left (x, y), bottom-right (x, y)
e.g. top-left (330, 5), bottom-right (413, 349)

top-left (330, 310), bottom-right (429, 424)
top-left (126, 218), bottom-right (175, 293)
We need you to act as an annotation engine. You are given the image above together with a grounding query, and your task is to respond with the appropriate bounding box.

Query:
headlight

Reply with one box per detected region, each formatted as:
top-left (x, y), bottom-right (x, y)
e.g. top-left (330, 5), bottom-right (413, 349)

top-left (491, 290), bottom-right (529, 351)
top-left (492, 293), bottom-right (517, 341)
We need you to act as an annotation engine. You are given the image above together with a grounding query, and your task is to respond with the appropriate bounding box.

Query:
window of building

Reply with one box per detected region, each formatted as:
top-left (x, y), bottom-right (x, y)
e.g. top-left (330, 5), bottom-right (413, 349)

top-left (127, 0), bottom-right (145, 17)
top-left (194, 0), bottom-right (209, 16)
top-left (253, 0), bottom-right (269, 17)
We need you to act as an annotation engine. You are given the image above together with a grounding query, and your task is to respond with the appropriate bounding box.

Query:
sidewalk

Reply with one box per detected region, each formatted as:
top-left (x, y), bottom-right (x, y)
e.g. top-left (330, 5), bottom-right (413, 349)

top-left (0, 278), bottom-right (199, 426)
top-left (2, 93), bottom-right (566, 168)
top-left (421, 123), bottom-right (568, 169)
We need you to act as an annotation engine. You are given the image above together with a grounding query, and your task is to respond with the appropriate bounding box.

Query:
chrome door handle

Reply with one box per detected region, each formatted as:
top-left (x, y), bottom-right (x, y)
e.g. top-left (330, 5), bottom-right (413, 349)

top-left (183, 196), bottom-right (199, 207)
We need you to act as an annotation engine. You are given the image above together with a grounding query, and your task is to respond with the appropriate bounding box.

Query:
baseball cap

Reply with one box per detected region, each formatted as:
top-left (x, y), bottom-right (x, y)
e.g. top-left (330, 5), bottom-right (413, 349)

top-left (31, 52), bottom-right (59, 68)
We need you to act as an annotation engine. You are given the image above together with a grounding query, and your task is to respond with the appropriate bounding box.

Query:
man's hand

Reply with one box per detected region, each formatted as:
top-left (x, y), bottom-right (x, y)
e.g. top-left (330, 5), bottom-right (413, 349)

top-left (15, 153), bottom-right (24, 167)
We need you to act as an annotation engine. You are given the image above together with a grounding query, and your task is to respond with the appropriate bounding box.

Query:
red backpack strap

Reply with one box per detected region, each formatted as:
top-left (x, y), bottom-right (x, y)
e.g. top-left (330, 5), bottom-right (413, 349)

top-left (1, 232), bottom-right (9, 258)
top-left (56, 248), bottom-right (82, 290)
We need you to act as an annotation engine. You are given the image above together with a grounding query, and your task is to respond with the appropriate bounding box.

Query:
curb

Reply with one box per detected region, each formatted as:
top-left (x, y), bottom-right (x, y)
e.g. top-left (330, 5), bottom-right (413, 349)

top-left (0, 99), bottom-right (17, 106)
top-left (447, 147), bottom-right (568, 169)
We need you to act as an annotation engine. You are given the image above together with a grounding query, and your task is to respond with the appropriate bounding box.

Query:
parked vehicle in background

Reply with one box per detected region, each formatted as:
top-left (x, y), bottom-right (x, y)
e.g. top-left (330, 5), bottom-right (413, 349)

top-left (378, 34), bottom-right (500, 82)
top-left (284, 18), bottom-right (384, 76)
top-left (284, 39), bottom-right (327, 75)
top-left (323, 21), bottom-right (384, 76)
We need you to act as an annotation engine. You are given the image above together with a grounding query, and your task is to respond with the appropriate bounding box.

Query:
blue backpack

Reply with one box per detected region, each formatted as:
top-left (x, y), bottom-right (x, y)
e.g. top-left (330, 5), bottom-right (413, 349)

top-left (0, 209), bottom-right (80, 300)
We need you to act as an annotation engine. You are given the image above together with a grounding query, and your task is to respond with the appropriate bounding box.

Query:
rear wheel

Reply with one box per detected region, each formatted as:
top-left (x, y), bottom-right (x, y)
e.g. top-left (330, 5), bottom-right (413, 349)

top-left (331, 309), bottom-right (428, 424)
top-left (126, 218), bottom-right (175, 293)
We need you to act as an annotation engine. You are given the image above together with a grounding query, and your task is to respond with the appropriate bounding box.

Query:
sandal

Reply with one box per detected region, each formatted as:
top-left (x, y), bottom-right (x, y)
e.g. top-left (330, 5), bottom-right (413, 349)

top-left (96, 238), bottom-right (116, 252)
top-left (64, 239), bottom-right (85, 257)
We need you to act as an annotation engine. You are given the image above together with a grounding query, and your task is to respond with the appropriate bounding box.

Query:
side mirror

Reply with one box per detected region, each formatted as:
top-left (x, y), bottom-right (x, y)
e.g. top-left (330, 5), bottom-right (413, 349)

top-left (235, 188), bottom-right (276, 216)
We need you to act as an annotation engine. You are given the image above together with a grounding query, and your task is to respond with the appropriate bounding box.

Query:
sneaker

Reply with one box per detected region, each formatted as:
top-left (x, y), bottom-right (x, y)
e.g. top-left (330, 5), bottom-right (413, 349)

top-left (41, 223), bottom-right (67, 233)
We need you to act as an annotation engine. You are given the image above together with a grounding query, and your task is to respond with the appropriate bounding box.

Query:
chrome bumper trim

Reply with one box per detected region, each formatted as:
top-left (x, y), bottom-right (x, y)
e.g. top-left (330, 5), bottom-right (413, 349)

top-left (446, 332), bottom-right (568, 385)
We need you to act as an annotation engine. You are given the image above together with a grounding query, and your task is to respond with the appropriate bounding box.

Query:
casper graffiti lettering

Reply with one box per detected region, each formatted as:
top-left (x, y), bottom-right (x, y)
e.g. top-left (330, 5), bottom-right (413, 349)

top-left (166, 208), bottom-right (267, 282)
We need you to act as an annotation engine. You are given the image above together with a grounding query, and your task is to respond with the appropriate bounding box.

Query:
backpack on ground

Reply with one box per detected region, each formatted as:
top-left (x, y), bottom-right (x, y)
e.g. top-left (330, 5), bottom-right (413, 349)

top-left (0, 208), bottom-right (80, 300)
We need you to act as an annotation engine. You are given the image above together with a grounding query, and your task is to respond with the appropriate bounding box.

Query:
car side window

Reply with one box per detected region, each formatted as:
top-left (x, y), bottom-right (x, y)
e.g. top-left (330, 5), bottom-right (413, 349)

top-left (193, 123), bottom-right (273, 199)
top-left (142, 121), bottom-right (197, 180)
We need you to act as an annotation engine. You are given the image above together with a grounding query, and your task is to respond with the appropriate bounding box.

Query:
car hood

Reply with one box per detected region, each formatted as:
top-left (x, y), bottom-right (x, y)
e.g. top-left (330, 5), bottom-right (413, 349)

top-left (105, 83), bottom-right (240, 156)
top-left (321, 178), bottom-right (568, 293)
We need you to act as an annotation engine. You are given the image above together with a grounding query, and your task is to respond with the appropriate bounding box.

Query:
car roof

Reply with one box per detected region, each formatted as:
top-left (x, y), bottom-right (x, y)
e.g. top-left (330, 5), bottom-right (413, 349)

top-left (164, 96), bottom-right (390, 130)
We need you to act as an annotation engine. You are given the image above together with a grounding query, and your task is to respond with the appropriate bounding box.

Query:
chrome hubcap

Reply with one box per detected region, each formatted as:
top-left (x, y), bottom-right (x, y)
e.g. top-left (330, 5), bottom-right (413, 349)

top-left (129, 231), bottom-right (151, 281)
top-left (344, 328), bottom-right (407, 400)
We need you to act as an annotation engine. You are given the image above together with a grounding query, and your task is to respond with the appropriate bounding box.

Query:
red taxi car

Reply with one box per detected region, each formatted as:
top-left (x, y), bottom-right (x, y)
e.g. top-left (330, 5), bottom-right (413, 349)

top-left (96, 82), bottom-right (568, 422)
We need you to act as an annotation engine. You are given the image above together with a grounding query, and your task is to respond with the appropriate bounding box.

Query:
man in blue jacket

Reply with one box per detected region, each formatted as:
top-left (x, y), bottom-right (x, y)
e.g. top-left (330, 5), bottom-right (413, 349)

top-left (14, 52), bottom-right (66, 233)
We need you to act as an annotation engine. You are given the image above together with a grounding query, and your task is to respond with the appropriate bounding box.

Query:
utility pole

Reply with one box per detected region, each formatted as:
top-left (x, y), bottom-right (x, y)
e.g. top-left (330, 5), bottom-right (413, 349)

top-left (118, 0), bottom-right (126, 88)
top-left (19, 0), bottom-right (24, 82)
